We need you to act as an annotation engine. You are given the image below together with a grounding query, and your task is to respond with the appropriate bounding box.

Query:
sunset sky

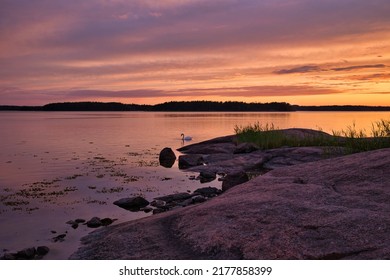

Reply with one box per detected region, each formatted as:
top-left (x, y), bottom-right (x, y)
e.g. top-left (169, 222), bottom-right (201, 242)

top-left (1, 0), bottom-right (390, 106)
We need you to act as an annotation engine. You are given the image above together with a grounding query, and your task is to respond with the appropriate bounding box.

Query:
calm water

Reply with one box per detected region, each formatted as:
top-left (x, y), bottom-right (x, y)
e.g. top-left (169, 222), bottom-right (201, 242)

top-left (1, 111), bottom-right (389, 259)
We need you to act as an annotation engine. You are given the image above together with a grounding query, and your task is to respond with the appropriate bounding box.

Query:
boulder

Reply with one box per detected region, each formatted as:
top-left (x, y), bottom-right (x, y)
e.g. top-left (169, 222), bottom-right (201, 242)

top-left (194, 187), bottom-right (221, 197)
top-left (113, 196), bottom-right (149, 211)
top-left (15, 247), bottom-right (36, 260)
top-left (150, 200), bottom-right (167, 208)
top-left (152, 208), bottom-right (166, 215)
top-left (221, 171), bottom-right (249, 192)
top-left (141, 206), bottom-right (153, 213)
top-left (154, 193), bottom-right (193, 203)
top-left (159, 147), bottom-right (176, 168)
top-left (178, 154), bottom-right (204, 169)
top-left (192, 195), bottom-right (207, 204)
top-left (179, 198), bottom-right (193, 207)
top-left (52, 234), bottom-right (66, 242)
top-left (1, 253), bottom-right (16, 260)
top-left (197, 171), bottom-right (216, 183)
top-left (100, 218), bottom-right (115, 226)
top-left (36, 246), bottom-right (50, 256)
top-left (1, 246), bottom-right (50, 260)
top-left (86, 217), bottom-right (102, 228)
top-left (71, 223), bottom-right (79, 229)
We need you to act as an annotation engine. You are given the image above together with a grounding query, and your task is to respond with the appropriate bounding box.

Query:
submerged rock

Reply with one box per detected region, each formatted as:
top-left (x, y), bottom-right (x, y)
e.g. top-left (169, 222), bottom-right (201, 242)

top-left (191, 195), bottom-right (207, 204)
top-left (113, 196), bottom-right (150, 211)
top-left (86, 217), bottom-right (102, 228)
top-left (197, 171), bottom-right (216, 183)
top-left (1, 246), bottom-right (50, 260)
top-left (152, 208), bottom-right (166, 215)
top-left (178, 154), bottom-right (204, 169)
top-left (150, 200), bottom-right (167, 208)
top-left (100, 218), bottom-right (115, 226)
top-left (141, 206), bottom-right (153, 213)
top-left (154, 193), bottom-right (193, 203)
top-left (52, 234), bottom-right (66, 242)
top-left (194, 187), bottom-right (221, 197)
top-left (36, 246), bottom-right (50, 256)
top-left (15, 247), bottom-right (36, 260)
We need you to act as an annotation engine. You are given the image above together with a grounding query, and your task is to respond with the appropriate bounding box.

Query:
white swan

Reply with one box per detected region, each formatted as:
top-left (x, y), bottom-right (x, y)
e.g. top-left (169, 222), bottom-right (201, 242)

top-left (181, 133), bottom-right (192, 141)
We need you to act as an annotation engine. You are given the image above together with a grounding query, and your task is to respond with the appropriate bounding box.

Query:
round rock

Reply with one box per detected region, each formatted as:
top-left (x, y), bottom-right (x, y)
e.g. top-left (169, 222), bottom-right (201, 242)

top-left (113, 196), bottom-right (150, 211)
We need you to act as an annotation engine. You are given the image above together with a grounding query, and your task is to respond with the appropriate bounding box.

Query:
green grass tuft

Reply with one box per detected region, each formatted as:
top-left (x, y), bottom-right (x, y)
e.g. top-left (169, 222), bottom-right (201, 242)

top-left (235, 120), bottom-right (390, 153)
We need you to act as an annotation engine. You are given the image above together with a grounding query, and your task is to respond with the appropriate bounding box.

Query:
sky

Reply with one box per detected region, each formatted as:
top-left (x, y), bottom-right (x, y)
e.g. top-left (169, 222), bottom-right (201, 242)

top-left (1, 0), bottom-right (390, 106)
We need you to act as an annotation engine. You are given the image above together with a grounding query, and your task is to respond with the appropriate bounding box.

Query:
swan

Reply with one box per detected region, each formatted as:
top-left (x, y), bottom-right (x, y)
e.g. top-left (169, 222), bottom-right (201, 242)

top-left (181, 133), bottom-right (192, 141)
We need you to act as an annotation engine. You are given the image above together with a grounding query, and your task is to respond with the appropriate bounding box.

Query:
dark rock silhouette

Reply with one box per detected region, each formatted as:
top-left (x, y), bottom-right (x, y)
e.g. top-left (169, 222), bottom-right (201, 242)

top-left (178, 154), bottom-right (204, 169)
top-left (1, 246), bottom-right (50, 260)
top-left (86, 217), bottom-right (103, 228)
top-left (159, 147), bottom-right (176, 168)
top-left (113, 197), bottom-right (149, 211)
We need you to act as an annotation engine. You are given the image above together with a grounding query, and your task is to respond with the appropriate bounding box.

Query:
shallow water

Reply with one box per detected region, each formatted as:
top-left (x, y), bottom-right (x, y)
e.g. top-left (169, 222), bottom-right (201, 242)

top-left (0, 111), bottom-right (389, 259)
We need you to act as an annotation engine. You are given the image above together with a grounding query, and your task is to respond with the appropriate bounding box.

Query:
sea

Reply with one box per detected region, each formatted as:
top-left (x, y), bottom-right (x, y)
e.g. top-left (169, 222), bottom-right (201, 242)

top-left (0, 111), bottom-right (389, 259)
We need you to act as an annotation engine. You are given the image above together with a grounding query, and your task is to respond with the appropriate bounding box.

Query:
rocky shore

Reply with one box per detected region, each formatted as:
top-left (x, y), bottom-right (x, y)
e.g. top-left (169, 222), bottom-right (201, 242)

top-left (70, 129), bottom-right (390, 259)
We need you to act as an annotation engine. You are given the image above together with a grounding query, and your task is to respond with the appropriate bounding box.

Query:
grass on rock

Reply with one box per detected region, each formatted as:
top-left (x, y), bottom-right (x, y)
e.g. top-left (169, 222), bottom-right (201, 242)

top-left (234, 120), bottom-right (390, 153)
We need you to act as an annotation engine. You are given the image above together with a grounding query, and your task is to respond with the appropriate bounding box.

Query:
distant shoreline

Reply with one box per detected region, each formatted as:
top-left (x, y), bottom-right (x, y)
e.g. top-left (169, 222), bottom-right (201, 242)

top-left (1, 101), bottom-right (390, 112)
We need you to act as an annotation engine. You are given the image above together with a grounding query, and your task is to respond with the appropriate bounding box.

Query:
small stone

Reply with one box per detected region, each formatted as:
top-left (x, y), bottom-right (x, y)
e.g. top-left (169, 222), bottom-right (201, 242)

top-left (152, 208), bottom-right (166, 214)
top-left (192, 195), bottom-right (207, 204)
top-left (16, 247), bottom-right (36, 259)
top-left (154, 192), bottom-right (193, 203)
top-left (197, 171), bottom-right (217, 183)
top-left (100, 218), bottom-right (115, 226)
top-left (113, 196), bottom-right (149, 211)
top-left (141, 206), bottom-right (153, 213)
top-left (52, 234), bottom-right (66, 242)
top-left (75, 218), bottom-right (86, 223)
top-left (71, 223), bottom-right (78, 229)
top-left (161, 177), bottom-right (172, 181)
top-left (293, 177), bottom-right (307, 184)
top-left (178, 154), bottom-right (204, 169)
top-left (86, 217), bottom-right (102, 228)
top-left (179, 198), bottom-right (193, 207)
top-left (36, 246), bottom-right (50, 256)
top-left (1, 253), bottom-right (16, 260)
top-left (194, 187), bottom-right (220, 197)
top-left (150, 200), bottom-right (166, 208)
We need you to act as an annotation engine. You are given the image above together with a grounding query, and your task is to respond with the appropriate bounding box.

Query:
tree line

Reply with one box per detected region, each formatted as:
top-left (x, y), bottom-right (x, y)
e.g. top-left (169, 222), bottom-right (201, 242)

top-left (1, 101), bottom-right (390, 111)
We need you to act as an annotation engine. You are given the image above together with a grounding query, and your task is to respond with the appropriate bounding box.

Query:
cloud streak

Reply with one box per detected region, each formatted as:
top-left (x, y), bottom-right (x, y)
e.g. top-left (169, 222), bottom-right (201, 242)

top-left (330, 64), bottom-right (386, 72)
top-left (274, 63), bottom-right (388, 75)
top-left (274, 65), bottom-right (322, 74)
